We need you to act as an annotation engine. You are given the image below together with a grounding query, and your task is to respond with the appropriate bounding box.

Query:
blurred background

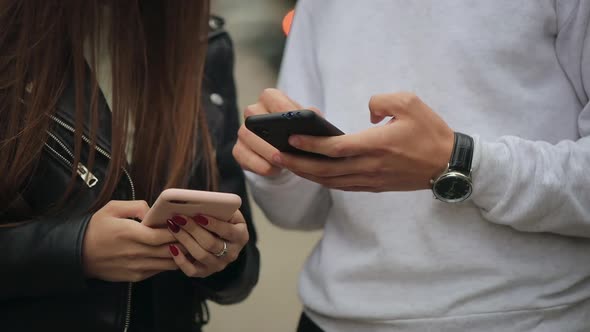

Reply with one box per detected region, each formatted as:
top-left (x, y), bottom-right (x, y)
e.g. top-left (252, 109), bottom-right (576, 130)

top-left (208, 1), bottom-right (323, 331)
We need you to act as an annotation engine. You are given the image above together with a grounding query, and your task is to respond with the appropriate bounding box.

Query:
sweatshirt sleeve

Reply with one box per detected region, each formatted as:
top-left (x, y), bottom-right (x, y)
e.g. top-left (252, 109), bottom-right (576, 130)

top-left (245, 1), bottom-right (332, 231)
top-left (469, 2), bottom-right (590, 237)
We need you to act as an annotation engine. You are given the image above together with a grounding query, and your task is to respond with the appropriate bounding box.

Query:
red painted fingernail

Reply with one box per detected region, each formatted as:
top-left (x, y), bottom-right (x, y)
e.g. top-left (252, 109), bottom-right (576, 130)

top-left (193, 215), bottom-right (209, 226)
top-left (169, 245), bottom-right (179, 256)
top-left (171, 215), bottom-right (187, 226)
top-left (166, 219), bottom-right (180, 233)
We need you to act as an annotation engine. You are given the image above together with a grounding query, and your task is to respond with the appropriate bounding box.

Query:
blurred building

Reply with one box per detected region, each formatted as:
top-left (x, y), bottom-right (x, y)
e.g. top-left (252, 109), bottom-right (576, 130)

top-left (213, 0), bottom-right (296, 73)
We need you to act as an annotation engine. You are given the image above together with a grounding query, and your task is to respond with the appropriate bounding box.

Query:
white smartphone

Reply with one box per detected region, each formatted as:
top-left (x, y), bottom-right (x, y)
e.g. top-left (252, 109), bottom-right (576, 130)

top-left (141, 188), bottom-right (242, 227)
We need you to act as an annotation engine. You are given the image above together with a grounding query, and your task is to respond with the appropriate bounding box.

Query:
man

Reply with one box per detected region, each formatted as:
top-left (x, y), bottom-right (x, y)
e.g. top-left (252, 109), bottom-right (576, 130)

top-left (233, 1), bottom-right (590, 331)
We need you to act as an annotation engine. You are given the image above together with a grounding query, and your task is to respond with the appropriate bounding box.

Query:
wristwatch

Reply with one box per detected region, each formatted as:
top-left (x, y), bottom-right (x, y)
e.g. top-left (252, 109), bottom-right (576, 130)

top-left (431, 132), bottom-right (474, 203)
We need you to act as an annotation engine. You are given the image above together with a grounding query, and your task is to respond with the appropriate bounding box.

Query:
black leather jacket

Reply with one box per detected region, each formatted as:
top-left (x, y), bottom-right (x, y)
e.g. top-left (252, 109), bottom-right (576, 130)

top-left (0, 17), bottom-right (259, 332)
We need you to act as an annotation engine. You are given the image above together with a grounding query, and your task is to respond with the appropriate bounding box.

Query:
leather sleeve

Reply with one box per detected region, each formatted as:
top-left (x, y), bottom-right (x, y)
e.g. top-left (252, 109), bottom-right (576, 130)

top-left (0, 211), bottom-right (91, 300)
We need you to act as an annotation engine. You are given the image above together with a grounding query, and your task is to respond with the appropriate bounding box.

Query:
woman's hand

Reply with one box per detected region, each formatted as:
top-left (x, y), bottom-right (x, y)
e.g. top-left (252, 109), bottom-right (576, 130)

top-left (165, 210), bottom-right (249, 278)
top-left (83, 200), bottom-right (178, 282)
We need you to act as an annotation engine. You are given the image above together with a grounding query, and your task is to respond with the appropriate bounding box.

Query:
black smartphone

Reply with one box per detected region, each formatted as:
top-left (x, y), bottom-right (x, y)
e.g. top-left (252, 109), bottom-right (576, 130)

top-left (245, 110), bottom-right (345, 158)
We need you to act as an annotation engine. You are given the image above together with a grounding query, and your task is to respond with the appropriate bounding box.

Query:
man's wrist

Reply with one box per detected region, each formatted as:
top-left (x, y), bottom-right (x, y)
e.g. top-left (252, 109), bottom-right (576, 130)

top-left (431, 130), bottom-right (456, 182)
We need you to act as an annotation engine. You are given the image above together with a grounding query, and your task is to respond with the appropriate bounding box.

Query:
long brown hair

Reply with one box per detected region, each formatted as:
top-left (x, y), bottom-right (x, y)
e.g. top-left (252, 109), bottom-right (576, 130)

top-left (0, 0), bottom-right (217, 213)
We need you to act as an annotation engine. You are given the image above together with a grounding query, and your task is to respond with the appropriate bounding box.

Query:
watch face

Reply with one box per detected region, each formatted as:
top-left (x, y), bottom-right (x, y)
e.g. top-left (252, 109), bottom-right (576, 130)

top-left (433, 172), bottom-right (472, 202)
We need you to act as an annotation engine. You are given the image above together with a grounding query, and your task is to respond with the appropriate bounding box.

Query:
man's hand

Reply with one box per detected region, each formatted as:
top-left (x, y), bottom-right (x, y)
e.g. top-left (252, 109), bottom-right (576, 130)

top-left (232, 88), bottom-right (319, 176)
top-left (272, 92), bottom-right (455, 192)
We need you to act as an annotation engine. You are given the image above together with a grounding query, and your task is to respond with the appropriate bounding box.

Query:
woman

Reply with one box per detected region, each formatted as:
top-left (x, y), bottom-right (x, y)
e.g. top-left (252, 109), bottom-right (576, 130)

top-left (0, 1), bottom-right (259, 331)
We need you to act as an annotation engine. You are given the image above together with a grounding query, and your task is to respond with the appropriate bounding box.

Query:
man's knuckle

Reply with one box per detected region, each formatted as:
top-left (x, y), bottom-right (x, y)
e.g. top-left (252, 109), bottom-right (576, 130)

top-left (315, 165), bottom-right (331, 177)
top-left (316, 177), bottom-right (332, 187)
top-left (259, 89), bottom-right (272, 102)
top-left (243, 105), bottom-right (253, 116)
top-left (370, 158), bottom-right (386, 173)
top-left (402, 92), bottom-right (420, 107)
top-left (372, 180), bottom-right (383, 189)
top-left (368, 95), bottom-right (378, 107)
top-left (330, 142), bottom-right (348, 157)
top-left (367, 173), bottom-right (382, 186)
top-left (232, 144), bottom-right (241, 159)
top-left (259, 163), bottom-right (276, 177)
top-left (237, 126), bottom-right (248, 140)
top-left (238, 126), bottom-right (252, 143)
top-left (263, 87), bottom-right (276, 95)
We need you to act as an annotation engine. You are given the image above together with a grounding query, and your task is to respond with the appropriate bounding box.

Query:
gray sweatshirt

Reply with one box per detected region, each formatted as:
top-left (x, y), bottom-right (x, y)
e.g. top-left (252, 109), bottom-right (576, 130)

top-left (246, 1), bottom-right (590, 331)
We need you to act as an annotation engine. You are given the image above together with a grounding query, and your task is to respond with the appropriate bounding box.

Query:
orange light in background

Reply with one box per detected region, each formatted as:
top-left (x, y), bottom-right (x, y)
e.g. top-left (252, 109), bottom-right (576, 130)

top-left (282, 9), bottom-right (295, 36)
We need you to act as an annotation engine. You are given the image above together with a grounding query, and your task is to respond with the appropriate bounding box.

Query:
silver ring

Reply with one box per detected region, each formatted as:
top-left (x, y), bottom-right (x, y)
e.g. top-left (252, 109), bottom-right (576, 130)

top-left (214, 240), bottom-right (228, 258)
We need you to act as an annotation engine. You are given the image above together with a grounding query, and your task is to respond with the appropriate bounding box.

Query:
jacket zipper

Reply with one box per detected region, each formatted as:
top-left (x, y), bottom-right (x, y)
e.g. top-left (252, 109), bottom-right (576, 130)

top-left (45, 133), bottom-right (99, 188)
top-left (48, 115), bottom-right (136, 332)
top-left (48, 116), bottom-right (136, 199)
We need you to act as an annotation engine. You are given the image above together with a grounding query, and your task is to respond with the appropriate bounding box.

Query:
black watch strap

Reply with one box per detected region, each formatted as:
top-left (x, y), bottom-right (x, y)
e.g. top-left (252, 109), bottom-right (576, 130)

top-left (448, 132), bottom-right (474, 174)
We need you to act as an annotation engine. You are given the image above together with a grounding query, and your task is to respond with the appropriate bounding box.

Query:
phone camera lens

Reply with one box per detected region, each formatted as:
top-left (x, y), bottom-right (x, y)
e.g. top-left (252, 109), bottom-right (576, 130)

top-left (286, 111), bottom-right (294, 119)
